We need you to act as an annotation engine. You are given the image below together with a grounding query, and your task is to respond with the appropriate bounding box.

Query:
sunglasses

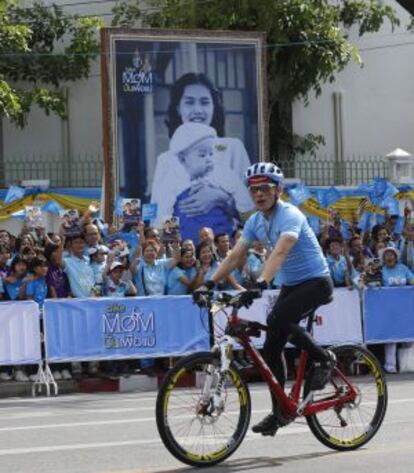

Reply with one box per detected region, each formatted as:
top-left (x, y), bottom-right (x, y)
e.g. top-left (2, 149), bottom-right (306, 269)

top-left (248, 184), bottom-right (277, 194)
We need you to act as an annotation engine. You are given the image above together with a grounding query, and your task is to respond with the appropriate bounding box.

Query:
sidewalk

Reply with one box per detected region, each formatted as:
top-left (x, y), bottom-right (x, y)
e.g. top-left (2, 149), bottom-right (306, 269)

top-left (0, 374), bottom-right (159, 398)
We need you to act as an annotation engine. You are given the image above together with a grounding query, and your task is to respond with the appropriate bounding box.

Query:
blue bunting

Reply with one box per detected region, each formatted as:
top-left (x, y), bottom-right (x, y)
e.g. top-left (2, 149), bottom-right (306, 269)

top-left (358, 212), bottom-right (373, 232)
top-left (380, 196), bottom-right (400, 216)
top-left (369, 178), bottom-right (398, 207)
top-left (376, 214), bottom-right (386, 225)
top-left (288, 184), bottom-right (311, 206)
top-left (4, 185), bottom-right (26, 204)
top-left (323, 187), bottom-right (342, 207)
top-left (41, 200), bottom-right (62, 215)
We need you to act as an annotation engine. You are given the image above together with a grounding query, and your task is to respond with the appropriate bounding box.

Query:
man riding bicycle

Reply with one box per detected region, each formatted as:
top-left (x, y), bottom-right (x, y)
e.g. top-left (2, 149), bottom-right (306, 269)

top-left (202, 162), bottom-right (336, 436)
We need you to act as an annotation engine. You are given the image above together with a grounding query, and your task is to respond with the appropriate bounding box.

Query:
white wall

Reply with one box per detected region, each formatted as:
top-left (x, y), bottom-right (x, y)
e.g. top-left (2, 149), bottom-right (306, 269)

top-left (292, 0), bottom-right (414, 158)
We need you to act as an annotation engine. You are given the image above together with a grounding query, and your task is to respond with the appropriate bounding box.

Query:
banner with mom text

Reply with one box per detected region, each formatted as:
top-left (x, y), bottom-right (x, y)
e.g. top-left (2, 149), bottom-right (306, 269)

top-left (43, 296), bottom-right (210, 362)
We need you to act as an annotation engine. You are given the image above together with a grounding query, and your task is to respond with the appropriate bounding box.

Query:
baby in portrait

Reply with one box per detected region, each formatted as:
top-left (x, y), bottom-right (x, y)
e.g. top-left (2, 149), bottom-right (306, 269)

top-left (160, 122), bottom-right (252, 242)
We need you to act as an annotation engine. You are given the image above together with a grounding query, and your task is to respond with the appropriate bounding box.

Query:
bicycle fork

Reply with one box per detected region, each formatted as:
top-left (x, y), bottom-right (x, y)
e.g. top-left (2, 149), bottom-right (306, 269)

top-left (200, 336), bottom-right (236, 415)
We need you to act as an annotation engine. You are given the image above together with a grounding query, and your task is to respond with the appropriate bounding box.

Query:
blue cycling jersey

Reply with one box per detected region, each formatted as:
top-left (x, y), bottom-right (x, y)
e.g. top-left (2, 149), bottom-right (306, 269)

top-left (241, 200), bottom-right (329, 286)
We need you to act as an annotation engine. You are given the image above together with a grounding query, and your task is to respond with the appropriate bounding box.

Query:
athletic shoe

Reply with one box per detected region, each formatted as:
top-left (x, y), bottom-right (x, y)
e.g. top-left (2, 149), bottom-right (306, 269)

top-left (14, 370), bottom-right (30, 382)
top-left (251, 413), bottom-right (280, 436)
top-left (0, 372), bottom-right (12, 381)
top-left (53, 371), bottom-right (63, 381)
top-left (61, 369), bottom-right (73, 380)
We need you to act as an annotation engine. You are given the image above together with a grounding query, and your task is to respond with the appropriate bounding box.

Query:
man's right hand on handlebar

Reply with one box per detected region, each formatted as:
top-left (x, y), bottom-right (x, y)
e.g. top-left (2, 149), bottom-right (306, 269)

top-left (192, 288), bottom-right (263, 310)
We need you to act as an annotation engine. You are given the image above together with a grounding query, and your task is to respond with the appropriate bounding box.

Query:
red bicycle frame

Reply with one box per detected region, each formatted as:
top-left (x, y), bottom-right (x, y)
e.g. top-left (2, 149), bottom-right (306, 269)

top-left (227, 313), bottom-right (358, 420)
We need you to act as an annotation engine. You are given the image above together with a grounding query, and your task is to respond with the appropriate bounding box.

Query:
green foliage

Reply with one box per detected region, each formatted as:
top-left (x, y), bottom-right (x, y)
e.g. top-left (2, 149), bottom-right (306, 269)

top-left (111, 0), bottom-right (399, 157)
top-left (0, 0), bottom-right (102, 126)
top-left (112, 2), bottom-right (141, 28)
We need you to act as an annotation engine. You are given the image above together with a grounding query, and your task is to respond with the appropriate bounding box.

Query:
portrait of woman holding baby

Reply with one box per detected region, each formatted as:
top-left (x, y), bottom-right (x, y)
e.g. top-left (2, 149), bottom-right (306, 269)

top-left (151, 72), bottom-right (255, 237)
top-left (106, 32), bottom-right (264, 230)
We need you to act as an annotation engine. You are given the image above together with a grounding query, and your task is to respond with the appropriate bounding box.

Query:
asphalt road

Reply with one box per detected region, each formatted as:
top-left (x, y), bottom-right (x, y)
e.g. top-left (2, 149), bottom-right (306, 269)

top-left (0, 374), bottom-right (413, 473)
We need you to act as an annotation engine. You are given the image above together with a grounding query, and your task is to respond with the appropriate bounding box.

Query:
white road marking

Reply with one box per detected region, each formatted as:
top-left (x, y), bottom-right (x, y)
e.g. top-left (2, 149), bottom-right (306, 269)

top-left (0, 394), bottom-right (413, 423)
top-left (0, 426), bottom-right (310, 456)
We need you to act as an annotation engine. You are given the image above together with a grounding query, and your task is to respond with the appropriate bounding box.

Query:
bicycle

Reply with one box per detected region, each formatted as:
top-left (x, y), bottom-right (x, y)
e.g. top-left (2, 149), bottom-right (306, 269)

top-left (156, 290), bottom-right (388, 467)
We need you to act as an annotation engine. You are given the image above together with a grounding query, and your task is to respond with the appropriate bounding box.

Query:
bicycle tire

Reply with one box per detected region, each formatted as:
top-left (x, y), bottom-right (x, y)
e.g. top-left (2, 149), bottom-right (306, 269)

top-left (305, 344), bottom-right (387, 451)
top-left (156, 351), bottom-right (251, 467)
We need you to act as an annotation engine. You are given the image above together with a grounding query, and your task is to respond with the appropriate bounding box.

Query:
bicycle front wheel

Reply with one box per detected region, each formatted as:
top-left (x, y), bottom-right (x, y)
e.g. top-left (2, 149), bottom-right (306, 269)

top-left (156, 351), bottom-right (251, 467)
top-left (305, 344), bottom-right (387, 451)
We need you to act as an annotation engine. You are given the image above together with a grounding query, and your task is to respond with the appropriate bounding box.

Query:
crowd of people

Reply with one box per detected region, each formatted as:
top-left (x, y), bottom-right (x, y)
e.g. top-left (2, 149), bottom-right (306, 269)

top-left (0, 203), bottom-right (412, 382)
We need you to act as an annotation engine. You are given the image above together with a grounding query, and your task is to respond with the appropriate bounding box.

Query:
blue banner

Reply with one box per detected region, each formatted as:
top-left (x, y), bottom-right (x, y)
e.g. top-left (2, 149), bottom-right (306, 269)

top-left (44, 296), bottom-right (210, 361)
top-left (363, 287), bottom-right (414, 343)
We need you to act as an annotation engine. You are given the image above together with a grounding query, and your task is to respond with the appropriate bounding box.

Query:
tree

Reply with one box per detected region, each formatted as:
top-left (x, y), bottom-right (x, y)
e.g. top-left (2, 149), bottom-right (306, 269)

top-left (112, 0), bottom-right (399, 157)
top-left (0, 0), bottom-right (102, 127)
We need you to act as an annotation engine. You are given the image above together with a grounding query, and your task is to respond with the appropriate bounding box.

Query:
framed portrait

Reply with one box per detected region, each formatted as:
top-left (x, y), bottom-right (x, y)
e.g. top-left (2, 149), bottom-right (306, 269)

top-left (101, 28), bottom-right (267, 241)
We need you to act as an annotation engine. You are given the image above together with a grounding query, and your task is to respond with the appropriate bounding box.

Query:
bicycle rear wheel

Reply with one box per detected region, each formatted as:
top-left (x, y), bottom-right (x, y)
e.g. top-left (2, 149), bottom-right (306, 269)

top-left (156, 351), bottom-right (251, 467)
top-left (305, 344), bottom-right (387, 451)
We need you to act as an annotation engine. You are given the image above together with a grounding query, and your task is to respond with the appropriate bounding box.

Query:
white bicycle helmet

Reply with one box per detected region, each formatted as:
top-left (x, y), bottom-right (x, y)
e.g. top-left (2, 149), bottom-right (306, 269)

top-left (243, 162), bottom-right (284, 186)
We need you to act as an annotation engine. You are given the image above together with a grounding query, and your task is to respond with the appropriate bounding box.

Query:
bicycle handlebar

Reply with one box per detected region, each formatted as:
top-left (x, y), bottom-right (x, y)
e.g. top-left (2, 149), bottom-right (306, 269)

top-left (192, 289), bottom-right (262, 310)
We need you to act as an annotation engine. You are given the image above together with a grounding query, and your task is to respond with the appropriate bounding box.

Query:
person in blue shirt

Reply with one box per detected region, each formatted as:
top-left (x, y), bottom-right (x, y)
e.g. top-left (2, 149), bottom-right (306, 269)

top-left (2, 256), bottom-right (28, 300)
top-left (192, 241), bottom-right (243, 291)
top-left (326, 238), bottom-right (353, 287)
top-left (103, 261), bottom-right (137, 297)
top-left (199, 162), bottom-right (334, 436)
top-left (379, 247), bottom-right (414, 374)
top-left (381, 247), bottom-right (414, 287)
top-left (89, 245), bottom-right (108, 296)
top-left (130, 239), bottom-right (181, 376)
top-left (26, 256), bottom-right (49, 306)
top-left (131, 240), bottom-right (180, 297)
top-left (166, 249), bottom-right (197, 295)
top-left (60, 235), bottom-right (95, 298)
